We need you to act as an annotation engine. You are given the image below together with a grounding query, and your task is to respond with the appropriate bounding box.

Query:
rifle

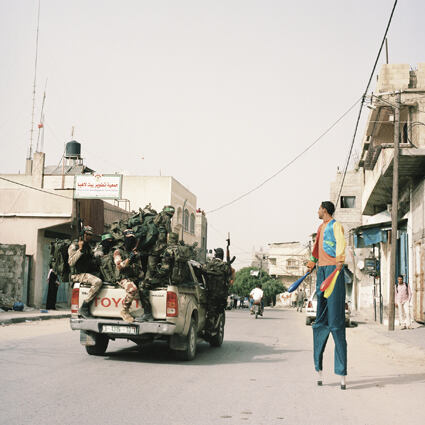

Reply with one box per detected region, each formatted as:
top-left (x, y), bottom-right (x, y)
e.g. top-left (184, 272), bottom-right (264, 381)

top-left (226, 233), bottom-right (236, 266)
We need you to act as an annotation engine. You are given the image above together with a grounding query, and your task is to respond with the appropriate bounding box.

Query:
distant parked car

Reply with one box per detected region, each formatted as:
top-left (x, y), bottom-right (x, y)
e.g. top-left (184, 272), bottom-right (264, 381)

top-left (305, 290), bottom-right (351, 327)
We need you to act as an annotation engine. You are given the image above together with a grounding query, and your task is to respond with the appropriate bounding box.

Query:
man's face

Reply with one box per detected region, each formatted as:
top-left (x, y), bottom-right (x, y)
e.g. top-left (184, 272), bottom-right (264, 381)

top-left (318, 206), bottom-right (325, 219)
top-left (397, 277), bottom-right (403, 285)
top-left (84, 233), bottom-right (93, 242)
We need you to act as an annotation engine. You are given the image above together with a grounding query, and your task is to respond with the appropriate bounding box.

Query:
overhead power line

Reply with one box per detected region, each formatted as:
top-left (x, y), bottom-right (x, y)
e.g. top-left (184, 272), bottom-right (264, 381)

top-left (0, 176), bottom-right (70, 199)
top-left (335, 0), bottom-right (398, 207)
top-left (207, 96), bottom-right (363, 214)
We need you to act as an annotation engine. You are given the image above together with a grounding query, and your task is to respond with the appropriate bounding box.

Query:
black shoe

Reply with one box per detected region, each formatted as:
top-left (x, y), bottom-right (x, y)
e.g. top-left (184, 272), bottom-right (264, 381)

top-left (317, 381), bottom-right (323, 386)
top-left (140, 313), bottom-right (153, 321)
top-left (340, 384), bottom-right (346, 390)
top-left (78, 301), bottom-right (91, 318)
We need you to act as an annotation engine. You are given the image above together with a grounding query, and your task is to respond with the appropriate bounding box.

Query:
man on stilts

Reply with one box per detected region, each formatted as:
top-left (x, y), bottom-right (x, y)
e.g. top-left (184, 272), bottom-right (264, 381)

top-left (307, 201), bottom-right (348, 390)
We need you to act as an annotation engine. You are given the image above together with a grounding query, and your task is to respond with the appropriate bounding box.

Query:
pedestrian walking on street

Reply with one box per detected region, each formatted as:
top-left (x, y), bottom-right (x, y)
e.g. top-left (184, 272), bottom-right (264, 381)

top-left (296, 288), bottom-right (306, 312)
top-left (395, 275), bottom-right (412, 329)
top-left (291, 290), bottom-right (297, 308)
top-left (307, 201), bottom-right (347, 390)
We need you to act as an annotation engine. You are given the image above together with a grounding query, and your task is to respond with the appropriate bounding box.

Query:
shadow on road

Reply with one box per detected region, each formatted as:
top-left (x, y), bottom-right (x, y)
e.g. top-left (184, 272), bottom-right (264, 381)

top-left (326, 373), bottom-right (425, 390)
top-left (103, 339), bottom-right (306, 366)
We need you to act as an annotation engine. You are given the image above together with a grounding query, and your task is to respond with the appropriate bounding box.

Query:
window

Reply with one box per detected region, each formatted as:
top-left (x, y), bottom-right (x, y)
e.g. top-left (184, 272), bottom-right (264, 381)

top-left (183, 209), bottom-right (189, 231)
top-left (190, 213), bottom-right (195, 234)
top-left (340, 196), bottom-right (356, 208)
top-left (269, 258), bottom-right (276, 266)
top-left (287, 259), bottom-right (297, 269)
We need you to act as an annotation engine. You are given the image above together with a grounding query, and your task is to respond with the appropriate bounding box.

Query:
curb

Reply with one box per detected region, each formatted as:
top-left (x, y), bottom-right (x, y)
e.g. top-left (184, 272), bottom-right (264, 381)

top-left (0, 313), bottom-right (71, 326)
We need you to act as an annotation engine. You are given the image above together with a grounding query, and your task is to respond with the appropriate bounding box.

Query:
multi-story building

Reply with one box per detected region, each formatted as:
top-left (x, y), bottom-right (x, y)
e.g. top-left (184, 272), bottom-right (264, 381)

top-left (267, 242), bottom-right (310, 292)
top-left (357, 63), bottom-right (425, 324)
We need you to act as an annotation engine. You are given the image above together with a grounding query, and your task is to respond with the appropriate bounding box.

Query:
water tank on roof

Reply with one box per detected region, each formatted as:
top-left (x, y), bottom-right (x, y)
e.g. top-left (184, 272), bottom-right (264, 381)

top-left (65, 140), bottom-right (81, 158)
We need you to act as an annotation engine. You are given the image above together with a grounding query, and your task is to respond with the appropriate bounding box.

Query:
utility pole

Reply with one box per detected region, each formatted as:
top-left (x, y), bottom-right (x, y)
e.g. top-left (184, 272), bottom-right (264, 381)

top-left (388, 91), bottom-right (400, 331)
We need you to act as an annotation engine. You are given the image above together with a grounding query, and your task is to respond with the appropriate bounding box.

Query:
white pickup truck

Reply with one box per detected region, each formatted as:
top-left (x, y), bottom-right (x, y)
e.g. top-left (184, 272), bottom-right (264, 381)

top-left (69, 260), bottom-right (225, 360)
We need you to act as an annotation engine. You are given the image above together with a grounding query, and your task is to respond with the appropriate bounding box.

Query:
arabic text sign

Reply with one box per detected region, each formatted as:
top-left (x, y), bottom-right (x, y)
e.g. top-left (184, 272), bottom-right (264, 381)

top-left (74, 174), bottom-right (122, 199)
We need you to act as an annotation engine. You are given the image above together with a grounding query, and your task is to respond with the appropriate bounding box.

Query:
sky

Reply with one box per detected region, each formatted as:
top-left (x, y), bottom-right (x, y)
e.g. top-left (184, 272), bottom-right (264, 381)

top-left (0, 0), bottom-right (423, 268)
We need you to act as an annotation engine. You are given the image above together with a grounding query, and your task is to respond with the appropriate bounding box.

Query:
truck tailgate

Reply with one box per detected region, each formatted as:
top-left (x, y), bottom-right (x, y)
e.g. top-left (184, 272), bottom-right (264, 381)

top-left (80, 285), bottom-right (167, 320)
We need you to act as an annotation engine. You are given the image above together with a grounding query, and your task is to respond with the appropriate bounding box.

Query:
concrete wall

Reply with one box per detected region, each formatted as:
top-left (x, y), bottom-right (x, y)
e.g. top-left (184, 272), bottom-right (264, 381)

top-left (267, 242), bottom-right (308, 278)
top-left (331, 169), bottom-right (363, 234)
top-left (376, 64), bottom-right (410, 92)
top-left (117, 175), bottom-right (172, 212)
top-left (0, 244), bottom-right (26, 308)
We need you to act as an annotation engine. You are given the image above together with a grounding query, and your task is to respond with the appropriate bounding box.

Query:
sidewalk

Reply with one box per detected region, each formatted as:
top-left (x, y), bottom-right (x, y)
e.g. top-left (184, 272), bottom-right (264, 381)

top-left (0, 304), bottom-right (71, 325)
top-left (273, 304), bottom-right (425, 354)
top-left (350, 310), bottom-right (425, 353)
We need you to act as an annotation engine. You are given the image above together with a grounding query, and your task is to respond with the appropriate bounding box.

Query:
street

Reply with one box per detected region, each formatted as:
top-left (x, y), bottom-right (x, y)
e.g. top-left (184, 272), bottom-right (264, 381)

top-left (1, 308), bottom-right (424, 425)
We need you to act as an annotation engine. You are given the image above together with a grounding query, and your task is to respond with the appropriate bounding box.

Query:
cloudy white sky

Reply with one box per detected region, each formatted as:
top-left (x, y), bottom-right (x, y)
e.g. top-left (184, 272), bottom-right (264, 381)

top-left (0, 0), bottom-right (423, 267)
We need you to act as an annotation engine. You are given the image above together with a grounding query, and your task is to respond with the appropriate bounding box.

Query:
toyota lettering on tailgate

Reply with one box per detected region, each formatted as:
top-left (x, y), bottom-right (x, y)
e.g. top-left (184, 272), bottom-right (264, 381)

top-left (94, 297), bottom-right (140, 308)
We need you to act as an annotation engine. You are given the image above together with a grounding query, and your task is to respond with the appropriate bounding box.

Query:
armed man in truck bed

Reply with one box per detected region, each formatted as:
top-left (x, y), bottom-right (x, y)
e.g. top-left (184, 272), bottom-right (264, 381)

top-left (202, 248), bottom-right (232, 332)
top-left (68, 226), bottom-right (103, 318)
top-left (113, 229), bottom-right (147, 323)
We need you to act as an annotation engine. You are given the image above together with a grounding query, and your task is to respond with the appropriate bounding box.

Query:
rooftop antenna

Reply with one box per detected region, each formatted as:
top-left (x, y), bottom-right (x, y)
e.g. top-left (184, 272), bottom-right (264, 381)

top-left (29, 0), bottom-right (41, 160)
top-left (36, 78), bottom-right (47, 152)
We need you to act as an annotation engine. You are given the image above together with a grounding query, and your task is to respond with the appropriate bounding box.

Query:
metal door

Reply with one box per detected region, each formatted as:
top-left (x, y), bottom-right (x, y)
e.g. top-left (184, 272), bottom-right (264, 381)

top-left (413, 241), bottom-right (424, 323)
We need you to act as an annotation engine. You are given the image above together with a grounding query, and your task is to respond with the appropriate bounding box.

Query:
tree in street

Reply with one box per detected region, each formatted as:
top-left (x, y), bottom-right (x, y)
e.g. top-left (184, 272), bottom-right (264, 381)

top-left (232, 267), bottom-right (286, 306)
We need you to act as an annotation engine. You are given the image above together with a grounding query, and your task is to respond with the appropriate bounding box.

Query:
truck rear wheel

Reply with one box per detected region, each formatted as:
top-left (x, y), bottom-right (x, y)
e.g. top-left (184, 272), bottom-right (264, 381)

top-left (209, 314), bottom-right (224, 347)
top-left (175, 319), bottom-right (197, 361)
top-left (85, 334), bottom-right (109, 356)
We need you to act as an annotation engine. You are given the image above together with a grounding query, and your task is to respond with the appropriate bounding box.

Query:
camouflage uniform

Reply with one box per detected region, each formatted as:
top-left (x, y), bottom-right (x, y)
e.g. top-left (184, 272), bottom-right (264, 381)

top-left (68, 236), bottom-right (102, 305)
top-left (94, 234), bottom-right (118, 283)
top-left (114, 235), bottom-right (145, 323)
top-left (155, 232), bottom-right (192, 286)
top-left (203, 251), bottom-right (231, 330)
top-left (145, 206), bottom-right (175, 281)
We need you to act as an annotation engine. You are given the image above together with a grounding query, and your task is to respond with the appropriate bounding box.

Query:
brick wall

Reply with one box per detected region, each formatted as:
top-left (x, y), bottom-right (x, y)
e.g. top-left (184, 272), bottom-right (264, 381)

top-left (0, 244), bottom-right (26, 306)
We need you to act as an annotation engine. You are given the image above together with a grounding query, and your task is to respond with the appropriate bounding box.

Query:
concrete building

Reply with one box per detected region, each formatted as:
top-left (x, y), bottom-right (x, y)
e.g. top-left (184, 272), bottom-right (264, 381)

top-left (0, 143), bottom-right (207, 308)
top-left (357, 63), bottom-right (425, 324)
top-left (251, 250), bottom-right (269, 274)
top-left (267, 242), bottom-right (310, 292)
top-left (329, 169), bottom-right (364, 310)
top-left (0, 152), bottom-right (130, 308)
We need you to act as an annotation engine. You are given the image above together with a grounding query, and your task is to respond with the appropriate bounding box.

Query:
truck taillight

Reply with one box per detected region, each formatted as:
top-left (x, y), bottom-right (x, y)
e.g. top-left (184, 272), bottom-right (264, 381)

top-left (307, 301), bottom-right (313, 308)
top-left (166, 291), bottom-right (178, 317)
top-left (71, 287), bottom-right (80, 314)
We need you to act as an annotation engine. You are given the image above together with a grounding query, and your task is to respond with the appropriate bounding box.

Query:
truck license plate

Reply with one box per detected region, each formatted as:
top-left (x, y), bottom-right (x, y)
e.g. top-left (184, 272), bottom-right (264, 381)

top-left (102, 325), bottom-right (138, 335)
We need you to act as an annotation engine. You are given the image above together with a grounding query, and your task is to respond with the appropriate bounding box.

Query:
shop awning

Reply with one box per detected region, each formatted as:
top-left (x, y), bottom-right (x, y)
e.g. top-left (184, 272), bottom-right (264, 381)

top-left (353, 219), bottom-right (407, 248)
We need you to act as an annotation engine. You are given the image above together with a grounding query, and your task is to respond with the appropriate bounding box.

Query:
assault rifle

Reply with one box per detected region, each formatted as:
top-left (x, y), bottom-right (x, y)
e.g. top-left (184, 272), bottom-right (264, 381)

top-left (226, 233), bottom-right (236, 266)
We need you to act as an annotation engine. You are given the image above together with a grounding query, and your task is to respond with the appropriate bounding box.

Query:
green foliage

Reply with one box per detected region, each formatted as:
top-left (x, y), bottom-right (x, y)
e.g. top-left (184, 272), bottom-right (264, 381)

top-left (231, 267), bottom-right (286, 304)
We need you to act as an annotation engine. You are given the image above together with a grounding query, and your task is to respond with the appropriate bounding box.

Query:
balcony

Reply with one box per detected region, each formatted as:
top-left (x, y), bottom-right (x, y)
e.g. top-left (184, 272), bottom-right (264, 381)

top-left (362, 146), bottom-right (425, 215)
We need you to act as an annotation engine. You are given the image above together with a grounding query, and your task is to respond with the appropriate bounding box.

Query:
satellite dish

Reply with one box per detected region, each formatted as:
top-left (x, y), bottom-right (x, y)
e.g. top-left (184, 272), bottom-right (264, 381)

top-left (357, 260), bottom-right (364, 270)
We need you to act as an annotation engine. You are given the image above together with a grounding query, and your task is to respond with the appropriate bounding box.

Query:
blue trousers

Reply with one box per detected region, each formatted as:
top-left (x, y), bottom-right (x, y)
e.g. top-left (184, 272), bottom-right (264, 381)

top-left (313, 265), bottom-right (347, 376)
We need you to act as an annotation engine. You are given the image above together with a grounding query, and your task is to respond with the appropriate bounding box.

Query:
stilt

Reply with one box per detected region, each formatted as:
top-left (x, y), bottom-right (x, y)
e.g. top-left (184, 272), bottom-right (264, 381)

top-left (316, 370), bottom-right (323, 386)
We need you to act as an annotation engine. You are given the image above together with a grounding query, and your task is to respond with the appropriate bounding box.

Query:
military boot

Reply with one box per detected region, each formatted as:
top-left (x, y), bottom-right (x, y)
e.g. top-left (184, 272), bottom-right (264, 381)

top-left (120, 307), bottom-right (134, 323)
top-left (139, 304), bottom-right (153, 321)
top-left (79, 301), bottom-right (91, 319)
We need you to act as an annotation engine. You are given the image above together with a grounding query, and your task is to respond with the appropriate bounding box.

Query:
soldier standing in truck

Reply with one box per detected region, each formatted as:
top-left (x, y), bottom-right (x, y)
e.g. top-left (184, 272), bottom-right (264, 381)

top-left (203, 248), bottom-right (231, 331)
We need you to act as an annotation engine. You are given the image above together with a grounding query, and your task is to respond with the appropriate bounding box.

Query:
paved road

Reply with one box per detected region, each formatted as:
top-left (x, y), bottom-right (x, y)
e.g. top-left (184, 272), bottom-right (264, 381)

top-left (1, 308), bottom-right (424, 425)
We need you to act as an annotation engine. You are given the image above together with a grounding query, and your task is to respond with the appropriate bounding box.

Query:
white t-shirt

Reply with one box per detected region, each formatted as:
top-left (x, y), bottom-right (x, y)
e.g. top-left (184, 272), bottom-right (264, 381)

top-left (250, 287), bottom-right (263, 302)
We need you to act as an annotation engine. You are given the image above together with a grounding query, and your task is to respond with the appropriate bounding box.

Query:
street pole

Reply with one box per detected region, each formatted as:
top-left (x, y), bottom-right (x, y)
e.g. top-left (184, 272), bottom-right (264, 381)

top-left (388, 92), bottom-right (400, 331)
